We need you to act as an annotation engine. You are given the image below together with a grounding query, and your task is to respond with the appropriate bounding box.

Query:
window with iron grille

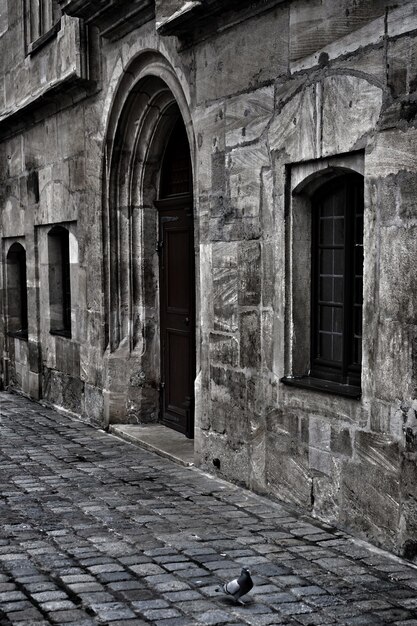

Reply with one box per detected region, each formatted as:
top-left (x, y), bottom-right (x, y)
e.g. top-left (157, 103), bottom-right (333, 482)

top-left (310, 173), bottom-right (363, 389)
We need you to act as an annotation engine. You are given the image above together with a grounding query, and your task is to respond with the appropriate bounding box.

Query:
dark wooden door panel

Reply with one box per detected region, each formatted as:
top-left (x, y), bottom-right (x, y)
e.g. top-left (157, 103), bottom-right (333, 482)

top-left (158, 199), bottom-right (195, 437)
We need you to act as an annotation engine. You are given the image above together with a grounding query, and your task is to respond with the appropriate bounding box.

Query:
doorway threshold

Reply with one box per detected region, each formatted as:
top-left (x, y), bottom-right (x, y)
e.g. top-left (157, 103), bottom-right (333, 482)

top-left (108, 424), bottom-right (194, 467)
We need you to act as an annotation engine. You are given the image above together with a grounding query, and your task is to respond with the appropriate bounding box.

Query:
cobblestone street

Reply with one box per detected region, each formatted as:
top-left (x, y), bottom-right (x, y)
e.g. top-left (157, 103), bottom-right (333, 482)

top-left (0, 392), bottom-right (417, 626)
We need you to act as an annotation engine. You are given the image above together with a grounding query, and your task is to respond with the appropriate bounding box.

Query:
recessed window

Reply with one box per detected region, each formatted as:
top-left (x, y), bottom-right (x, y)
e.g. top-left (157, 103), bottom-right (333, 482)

top-left (310, 174), bottom-right (363, 388)
top-left (48, 226), bottom-right (71, 337)
top-left (25, 0), bottom-right (61, 51)
top-left (282, 163), bottom-right (364, 399)
top-left (6, 243), bottom-right (28, 339)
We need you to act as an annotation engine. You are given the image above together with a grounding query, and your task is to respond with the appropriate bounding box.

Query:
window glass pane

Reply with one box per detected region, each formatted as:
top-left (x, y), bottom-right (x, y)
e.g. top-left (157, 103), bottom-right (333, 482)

top-left (333, 334), bottom-right (343, 362)
top-left (334, 248), bottom-right (344, 274)
top-left (320, 198), bottom-right (333, 217)
top-left (320, 249), bottom-right (333, 274)
top-left (319, 218), bottom-right (333, 245)
top-left (333, 276), bottom-right (344, 304)
top-left (320, 276), bottom-right (333, 301)
top-left (333, 217), bottom-right (344, 245)
top-left (319, 306), bottom-right (332, 330)
top-left (333, 307), bottom-right (343, 333)
top-left (319, 332), bottom-right (332, 360)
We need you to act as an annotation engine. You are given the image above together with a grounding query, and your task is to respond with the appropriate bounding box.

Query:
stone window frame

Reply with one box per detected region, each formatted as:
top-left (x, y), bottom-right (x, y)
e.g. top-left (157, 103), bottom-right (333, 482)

top-left (5, 240), bottom-right (29, 341)
top-left (48, 225), bottom-right (72, 338)
top-left (23, 0), bottom-right (62, 55)
top-left (282, 152), bottom-right (364, 400)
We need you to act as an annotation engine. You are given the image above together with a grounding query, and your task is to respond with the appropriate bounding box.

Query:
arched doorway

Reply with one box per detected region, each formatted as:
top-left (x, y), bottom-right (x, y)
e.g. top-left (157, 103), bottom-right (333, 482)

top-left (102, 53), bottom-right (198, 438)
top-left (155, 119), bottom-right (195, 438)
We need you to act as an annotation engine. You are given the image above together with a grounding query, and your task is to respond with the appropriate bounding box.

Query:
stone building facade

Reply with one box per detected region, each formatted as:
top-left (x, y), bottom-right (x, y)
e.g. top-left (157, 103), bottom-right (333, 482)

top-left (0, 0), bottom-right (416, 559)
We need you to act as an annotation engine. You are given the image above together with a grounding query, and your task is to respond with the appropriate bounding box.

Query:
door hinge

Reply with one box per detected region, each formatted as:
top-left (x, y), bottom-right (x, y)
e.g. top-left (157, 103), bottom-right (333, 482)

top-left (159, 381), bottom-right (165, 391)
top-left (156, 240), bottom-right (163, 255)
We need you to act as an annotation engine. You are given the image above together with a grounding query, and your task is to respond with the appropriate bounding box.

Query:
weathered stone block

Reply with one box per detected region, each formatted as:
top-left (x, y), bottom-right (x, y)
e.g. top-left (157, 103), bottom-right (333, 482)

top-left (239, 311), bottom-right (261, 370)
top-left (83, 383), bottom-right (104, 425)
top-left (210, 365), bottom-right (246, 409)
top-left (269, 84), bottom-right (318, 161)
top-left (312, 457), bottom-right (343, 523)
top-left (209, 333), bottom-right (238, 368)
top-left (340, 459), bottom-right (400, 551)
top-left (331, 427), bottom-right (352, 457)
top-left (227, 142), bottom-right (270, 218)
top-left (379, 227), bottom-right (417, 325)
top-left (355, 431), bottom-right (400, 474)
top-left (289, 0), bottom-right (400, 63)
top-left (225, 86), bottom-right (274, 148)
top-left (373, 321), bottom-right (416, 402)
top-left (55, 336), bottom-right (80, 378)
top-left (195, 6), bottom-right (288, 103)
top-left (212, 243), bottom-right (238, 333)
top-left (266, 432), bottom-right (312, 509)
top-left (238, 241), bottom-right (261, 307)
top-left (322, 75), bottom-right (383, 156)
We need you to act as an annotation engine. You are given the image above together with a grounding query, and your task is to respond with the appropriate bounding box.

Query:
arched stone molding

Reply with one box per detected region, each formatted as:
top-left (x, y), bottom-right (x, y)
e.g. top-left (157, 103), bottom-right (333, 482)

top-left (102, 51), bottom-right (196, 426)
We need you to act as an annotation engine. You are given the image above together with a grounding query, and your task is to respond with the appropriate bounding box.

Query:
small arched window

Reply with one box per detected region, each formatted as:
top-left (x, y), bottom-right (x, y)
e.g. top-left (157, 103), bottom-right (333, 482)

top-left (6, 243), bottom-right (28, 339)
top-left (310, 173), bottom-right (363, 388)
top-left (48, 226), bottom-right (71, 337)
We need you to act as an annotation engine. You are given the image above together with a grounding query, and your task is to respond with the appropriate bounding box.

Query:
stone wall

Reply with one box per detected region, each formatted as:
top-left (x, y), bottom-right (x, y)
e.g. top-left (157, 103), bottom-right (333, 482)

top-left (0, 0), bottom-right (416, 558)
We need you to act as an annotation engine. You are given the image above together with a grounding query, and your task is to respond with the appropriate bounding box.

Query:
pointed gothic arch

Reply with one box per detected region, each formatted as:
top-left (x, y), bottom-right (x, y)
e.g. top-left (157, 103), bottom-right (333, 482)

top-left (102, 52), bottom-right (197, 434)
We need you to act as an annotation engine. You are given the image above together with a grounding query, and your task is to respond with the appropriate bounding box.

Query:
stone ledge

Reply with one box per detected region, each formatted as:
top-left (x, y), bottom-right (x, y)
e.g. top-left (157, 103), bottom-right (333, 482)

top-left (58, 0), bottom-right (155, 41)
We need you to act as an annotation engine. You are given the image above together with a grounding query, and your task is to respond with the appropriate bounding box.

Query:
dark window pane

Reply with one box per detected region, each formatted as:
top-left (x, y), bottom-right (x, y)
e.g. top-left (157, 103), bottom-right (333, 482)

top-left (319, 306), bottom-right (332, 330)
top-left (333, 277), bottom-right (344, 304)
top-left (320, 218), bottom-right (333, 245)
top-left (333, 334), bottom-right (343, 362)
top-left (334, 307), bottom-right (343, 333)
top-left (320, 249), bottom-right (333, 274)
top-left (334, 249), bottom-right (344, 274)
top-left (320, 277), bottom-right (333, 301)
top-left (333, 217), bottom-right (344, 245)
top-left (319, 332), bottom-right (332, 360)
top-left (320, 198), bottom-right (333, 217)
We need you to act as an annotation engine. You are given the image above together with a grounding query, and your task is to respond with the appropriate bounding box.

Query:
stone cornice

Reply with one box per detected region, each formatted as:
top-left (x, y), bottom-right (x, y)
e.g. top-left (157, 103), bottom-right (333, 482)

top-left (156, 0), bottom-right (286, 36)
top-left (58, 0), bottom-right (155, 41)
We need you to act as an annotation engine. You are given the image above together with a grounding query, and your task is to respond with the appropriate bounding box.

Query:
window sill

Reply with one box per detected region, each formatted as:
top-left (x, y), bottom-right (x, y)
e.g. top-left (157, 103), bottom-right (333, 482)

top-left (7, 330), bottom-right (28, 341)
top-left (281, 376), bottom-right (361, 399)
top-left (28, 21), bottom-right (61, 57)
top-left (50, 329), bottom-right (71, 339)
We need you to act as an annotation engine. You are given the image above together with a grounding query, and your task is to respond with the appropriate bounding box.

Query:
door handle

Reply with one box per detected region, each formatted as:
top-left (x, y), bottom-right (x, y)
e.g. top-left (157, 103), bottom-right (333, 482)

top-left (185, 317), bottom-right (190, 325)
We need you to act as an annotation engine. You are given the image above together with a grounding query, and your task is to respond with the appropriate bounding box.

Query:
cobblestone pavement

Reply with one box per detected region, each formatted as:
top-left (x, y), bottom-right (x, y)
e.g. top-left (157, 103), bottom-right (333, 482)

top-left (1, 393), bottom-right (417, 626)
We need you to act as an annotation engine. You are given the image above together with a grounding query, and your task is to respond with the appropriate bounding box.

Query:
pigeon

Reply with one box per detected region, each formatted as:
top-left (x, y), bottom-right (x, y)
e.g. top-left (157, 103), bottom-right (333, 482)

top-left (222, 567), bottom-right (254, 604)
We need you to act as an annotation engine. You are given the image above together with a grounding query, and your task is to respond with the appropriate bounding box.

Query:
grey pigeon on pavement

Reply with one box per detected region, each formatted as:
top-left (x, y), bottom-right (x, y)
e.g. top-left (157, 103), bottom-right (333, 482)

top-left (222, 567), bottom-right (254, 604)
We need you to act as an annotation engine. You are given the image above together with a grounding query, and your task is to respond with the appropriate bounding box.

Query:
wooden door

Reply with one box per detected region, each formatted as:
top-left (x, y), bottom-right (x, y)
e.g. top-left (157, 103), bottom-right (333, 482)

top-left (156, 119), bottom-right (195, 438)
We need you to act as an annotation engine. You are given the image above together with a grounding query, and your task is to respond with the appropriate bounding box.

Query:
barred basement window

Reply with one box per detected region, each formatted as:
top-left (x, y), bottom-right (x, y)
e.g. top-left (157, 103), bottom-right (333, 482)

top-left (6, 243), bottom-right (28, 340)
top-left (48, 226), bottom-right (71, 337)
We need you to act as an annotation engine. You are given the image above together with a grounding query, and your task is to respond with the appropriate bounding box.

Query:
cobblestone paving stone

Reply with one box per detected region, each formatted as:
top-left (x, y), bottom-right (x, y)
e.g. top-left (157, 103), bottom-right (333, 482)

top-left (1, 392), bottom-right (417, 626)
